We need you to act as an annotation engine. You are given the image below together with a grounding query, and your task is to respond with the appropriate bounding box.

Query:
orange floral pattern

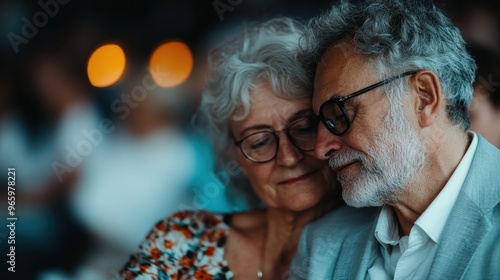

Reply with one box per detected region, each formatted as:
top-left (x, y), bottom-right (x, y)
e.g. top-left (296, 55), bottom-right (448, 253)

top-left (120, 210), bottom-right (233, 279)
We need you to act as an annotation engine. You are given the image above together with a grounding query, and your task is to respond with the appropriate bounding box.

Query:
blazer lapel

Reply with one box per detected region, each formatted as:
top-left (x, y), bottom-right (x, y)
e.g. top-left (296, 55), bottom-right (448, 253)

top-left (429, 193), bottom-right (493, 279)
top-left (429, 136), bottom-right (499, 279)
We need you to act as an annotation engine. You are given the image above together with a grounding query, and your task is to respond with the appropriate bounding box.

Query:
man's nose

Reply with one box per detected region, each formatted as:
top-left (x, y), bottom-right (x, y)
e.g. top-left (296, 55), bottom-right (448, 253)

top-left (314, 122), bottom-right (342, 159)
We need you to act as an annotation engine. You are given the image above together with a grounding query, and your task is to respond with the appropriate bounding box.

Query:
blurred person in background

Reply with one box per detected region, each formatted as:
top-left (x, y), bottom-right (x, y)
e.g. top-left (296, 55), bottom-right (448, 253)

top-left (0, 40), bottom-right (97, 279)
top-left (56, 63), bottom-right (208, 280)
top-left (467, 43), bottom-right (500, 148)
top-left (120, 17), bottom-right (343, 280)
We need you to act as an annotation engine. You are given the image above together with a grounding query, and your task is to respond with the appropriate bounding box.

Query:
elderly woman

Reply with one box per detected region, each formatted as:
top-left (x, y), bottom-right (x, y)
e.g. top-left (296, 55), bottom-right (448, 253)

top-left (120, 17), bottom-right (342, 280)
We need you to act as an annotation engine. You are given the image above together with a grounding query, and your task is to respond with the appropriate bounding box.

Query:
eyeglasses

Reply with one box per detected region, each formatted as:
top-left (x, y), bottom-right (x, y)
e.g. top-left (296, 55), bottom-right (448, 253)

top-left (233, 115), bottom-right (319, 163)
top-left (318, 71), bottom-right (417, 136)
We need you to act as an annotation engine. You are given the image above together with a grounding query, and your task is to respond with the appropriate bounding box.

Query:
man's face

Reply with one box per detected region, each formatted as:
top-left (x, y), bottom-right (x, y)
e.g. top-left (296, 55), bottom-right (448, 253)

top-left (312, 42), bottom-right (426, 207)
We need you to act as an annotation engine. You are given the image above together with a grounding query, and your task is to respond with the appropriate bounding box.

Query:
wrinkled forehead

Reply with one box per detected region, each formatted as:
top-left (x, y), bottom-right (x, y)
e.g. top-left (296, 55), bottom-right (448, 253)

top-left (230, 83), bottom-right (313, 134)
top-left (312, 42), bottom-right (378, 112)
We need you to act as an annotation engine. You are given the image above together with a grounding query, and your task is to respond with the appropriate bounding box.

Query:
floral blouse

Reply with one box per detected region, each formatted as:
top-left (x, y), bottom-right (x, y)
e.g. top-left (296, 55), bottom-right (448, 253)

top-left (120, 210), bottom-right (233, 280)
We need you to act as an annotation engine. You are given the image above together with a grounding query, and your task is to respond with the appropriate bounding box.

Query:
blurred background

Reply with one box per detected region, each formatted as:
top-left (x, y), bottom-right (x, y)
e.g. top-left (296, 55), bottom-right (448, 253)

top-left (0, 0), bottom-right (498, 279)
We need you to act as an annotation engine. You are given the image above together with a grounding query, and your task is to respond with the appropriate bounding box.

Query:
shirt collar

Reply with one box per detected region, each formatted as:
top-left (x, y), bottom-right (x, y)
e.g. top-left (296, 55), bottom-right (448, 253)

top-left (415, 132), bottom-right (478, 243)
top-left (374, 132), bottom-right (478, 245)
top-left (374, 205), bottom-right (400, 246)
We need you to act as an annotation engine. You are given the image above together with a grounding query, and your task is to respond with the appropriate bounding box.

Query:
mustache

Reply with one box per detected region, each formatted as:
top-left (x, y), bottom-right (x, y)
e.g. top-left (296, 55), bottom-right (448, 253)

top-left (328, 149), bottom-right (366, 169)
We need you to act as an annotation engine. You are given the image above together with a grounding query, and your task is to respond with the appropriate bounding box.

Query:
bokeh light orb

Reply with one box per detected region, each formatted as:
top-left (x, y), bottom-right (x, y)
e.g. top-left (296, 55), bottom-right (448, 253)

top-left (87, 44), bottom-right (126, 87)
top-left (149, 41), bottom-right (193, 88)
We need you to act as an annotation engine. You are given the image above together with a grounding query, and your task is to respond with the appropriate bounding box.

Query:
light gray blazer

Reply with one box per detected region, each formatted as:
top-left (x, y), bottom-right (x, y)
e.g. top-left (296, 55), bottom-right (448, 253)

top-left (289, 135), bottom-right (500, 280)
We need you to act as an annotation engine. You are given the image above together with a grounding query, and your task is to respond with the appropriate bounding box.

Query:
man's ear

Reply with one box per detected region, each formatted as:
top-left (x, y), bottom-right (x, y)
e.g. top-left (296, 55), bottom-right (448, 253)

top-left (411, 70), bottom-right (442, 128)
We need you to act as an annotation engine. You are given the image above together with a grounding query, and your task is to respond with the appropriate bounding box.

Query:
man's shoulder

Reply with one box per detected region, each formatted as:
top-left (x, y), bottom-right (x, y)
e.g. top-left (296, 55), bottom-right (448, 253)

top-left (290, 205), bottom-right (381, 279)
top-left (473, 135), bottom-right (500, 164)
top-left (463, 135), bottom-right (500, 207)
top-left (312, 205), bottom-right (380, 226)
top-left (305, 205), bottom-right (380, 240)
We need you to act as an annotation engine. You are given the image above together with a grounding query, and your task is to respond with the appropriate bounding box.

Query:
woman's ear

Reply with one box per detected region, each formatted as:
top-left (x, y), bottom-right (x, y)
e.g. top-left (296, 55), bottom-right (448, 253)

top-left (411, 70), bottom-right (443, 128)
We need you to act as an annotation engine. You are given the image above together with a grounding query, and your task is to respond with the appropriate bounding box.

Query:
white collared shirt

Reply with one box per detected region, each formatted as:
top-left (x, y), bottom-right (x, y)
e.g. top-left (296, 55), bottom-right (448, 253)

top-left (368, 132), bottom-right (478, 280)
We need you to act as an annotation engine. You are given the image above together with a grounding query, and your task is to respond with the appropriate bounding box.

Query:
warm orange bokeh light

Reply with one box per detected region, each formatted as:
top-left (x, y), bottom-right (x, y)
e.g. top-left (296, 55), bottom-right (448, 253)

top-left (149, 41), bottom-right (193, 88)
top-left (87, 44), bottom-right (126, 87)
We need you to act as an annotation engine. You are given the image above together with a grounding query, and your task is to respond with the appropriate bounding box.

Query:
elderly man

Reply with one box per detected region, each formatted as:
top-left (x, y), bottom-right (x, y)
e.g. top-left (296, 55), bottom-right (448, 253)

top-left (289, 0), bottom-right (500, 279)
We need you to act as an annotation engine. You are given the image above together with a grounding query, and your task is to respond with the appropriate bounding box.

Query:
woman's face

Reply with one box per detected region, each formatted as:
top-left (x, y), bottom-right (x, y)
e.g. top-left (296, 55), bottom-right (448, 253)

top-left (230, 82), bottom-right (335, 211)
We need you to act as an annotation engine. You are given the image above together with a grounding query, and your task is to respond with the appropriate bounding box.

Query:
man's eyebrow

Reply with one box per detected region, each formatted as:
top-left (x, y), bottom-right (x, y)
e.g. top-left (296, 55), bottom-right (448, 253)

top-left (328, 94), bottom-right (345, 101)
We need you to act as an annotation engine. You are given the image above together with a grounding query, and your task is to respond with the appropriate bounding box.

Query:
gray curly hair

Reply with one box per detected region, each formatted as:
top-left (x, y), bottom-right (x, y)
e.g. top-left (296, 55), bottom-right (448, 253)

top-left (299, 0), bottom-right (476, 130)
top-left (193, 17), bottom-right (310, 207)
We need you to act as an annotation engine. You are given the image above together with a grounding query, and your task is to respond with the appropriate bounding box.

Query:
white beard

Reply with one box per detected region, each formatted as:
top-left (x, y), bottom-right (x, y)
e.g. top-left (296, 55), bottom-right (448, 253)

top-left (329, 103), bottom-right (426, 207)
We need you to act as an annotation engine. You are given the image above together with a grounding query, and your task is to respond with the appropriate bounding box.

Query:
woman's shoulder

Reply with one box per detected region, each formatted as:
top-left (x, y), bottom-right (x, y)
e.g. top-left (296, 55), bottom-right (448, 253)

top-left (121, 210), bottom-right (233, 279)
top-left (151, 209), bottom-right (232, 236)
top-left (141, 209), bottom-right (233, 250)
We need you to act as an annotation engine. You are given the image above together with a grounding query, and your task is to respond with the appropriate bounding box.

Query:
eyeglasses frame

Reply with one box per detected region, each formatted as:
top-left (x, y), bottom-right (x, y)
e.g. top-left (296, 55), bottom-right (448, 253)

top-left (233, 116), bottom-right (318, 163)
top-left (318, 71), bottom-right (418, 136)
